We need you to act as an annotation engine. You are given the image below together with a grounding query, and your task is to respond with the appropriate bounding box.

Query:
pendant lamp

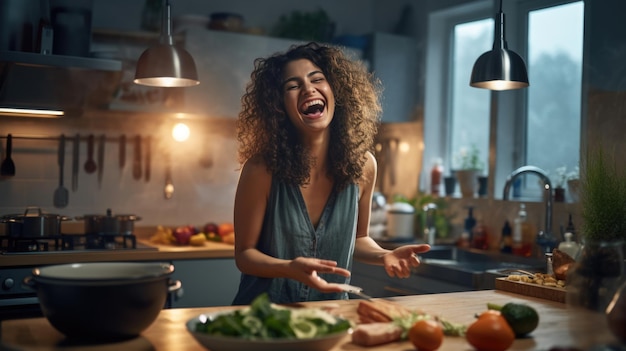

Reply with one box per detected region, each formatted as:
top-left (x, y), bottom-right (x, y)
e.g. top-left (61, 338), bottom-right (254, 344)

top-left (134, 0), bottom-right (199, 87)
top-left (470, 0), bottom-right (529, 90)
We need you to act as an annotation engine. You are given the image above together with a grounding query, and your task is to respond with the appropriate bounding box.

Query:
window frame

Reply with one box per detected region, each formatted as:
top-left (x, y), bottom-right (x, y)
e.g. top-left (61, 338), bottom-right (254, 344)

top-left (424, 0), bottom-right (584, 199)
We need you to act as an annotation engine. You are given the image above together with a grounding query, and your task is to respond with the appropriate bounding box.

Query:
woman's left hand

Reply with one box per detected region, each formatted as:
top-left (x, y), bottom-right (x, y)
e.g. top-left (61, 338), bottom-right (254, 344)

top-left (383, 244), bottom-right (431, 278)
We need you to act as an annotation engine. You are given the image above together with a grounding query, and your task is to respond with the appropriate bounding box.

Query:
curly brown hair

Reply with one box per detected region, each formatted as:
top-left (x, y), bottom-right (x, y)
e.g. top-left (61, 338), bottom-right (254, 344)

top-left (237, 42), bottom-right (382, 190)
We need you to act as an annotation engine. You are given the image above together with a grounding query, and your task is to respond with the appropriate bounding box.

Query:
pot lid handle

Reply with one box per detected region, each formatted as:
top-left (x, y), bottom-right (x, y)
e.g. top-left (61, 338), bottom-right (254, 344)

top-left (24, 206), bottom-right (43, 217)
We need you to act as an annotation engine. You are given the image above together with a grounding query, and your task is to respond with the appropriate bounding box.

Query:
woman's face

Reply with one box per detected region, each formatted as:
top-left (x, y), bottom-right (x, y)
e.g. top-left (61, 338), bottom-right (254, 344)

top-left (281, 58), bottom-right (335, 134)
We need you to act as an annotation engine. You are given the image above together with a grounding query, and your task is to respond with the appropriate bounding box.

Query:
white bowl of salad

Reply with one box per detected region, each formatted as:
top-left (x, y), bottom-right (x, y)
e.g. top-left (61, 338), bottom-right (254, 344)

top-left (186, 294), bottom-right (352, 351)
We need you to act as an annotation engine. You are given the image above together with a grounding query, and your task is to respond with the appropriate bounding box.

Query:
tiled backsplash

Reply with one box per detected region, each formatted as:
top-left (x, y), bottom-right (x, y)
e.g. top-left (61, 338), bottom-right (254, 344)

top-left (0, 115), bottom-right (239, 228)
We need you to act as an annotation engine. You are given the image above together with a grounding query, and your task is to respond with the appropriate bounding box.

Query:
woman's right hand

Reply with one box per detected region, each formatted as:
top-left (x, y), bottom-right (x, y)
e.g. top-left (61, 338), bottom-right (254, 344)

top-left (289, 257), bottom-right (351, 293)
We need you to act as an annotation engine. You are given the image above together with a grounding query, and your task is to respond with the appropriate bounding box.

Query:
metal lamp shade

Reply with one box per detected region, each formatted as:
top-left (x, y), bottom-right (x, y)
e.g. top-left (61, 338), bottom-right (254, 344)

top-left (469, 1), bottom-right (529, 91)
top-left (134, 43), bottom-right (199, 87)
top-left (470, 48), bottom-right (529, 90)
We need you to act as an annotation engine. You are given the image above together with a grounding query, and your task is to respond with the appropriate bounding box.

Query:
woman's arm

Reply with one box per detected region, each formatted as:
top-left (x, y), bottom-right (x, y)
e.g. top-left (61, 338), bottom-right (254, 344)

top-left (353, 152), bottom-right (390, 263)
top-left (353, 152), bottom-right (430, 278)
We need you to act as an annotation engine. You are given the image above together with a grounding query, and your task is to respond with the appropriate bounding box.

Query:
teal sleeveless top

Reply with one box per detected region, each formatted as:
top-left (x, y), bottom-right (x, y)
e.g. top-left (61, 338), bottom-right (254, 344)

top-left (232, 177), bottom-right (359, 305)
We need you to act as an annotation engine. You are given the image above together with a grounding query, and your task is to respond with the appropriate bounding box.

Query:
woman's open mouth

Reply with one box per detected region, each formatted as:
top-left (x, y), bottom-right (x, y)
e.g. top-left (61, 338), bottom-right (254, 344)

top-left (300, 99), bottom-right (325, 118)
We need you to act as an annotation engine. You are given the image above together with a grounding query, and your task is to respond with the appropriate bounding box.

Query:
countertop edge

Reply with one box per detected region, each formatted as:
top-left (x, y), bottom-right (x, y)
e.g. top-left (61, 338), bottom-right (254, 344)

top-left (0, 238), bottom-right (235, 267)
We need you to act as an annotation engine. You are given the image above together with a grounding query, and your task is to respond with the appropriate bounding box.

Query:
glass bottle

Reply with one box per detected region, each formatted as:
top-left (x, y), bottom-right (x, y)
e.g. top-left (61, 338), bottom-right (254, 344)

top-left (512, 204), bottom-right (534, 257)
top-left (500, 221), bottom-right (512, 254)
top-left (430, 157), bottom-right (443, 196)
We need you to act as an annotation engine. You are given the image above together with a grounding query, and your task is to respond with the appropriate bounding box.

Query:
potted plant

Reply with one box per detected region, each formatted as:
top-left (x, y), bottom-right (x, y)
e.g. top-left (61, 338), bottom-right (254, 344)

top-left (566, 145), bottom-right (626, 311)
top-left (453, 145), bottom-right (484, 198)
top-left (550, 166), bottom-right (569, 202)
top-left (567, 166), bottom-right (580, 202)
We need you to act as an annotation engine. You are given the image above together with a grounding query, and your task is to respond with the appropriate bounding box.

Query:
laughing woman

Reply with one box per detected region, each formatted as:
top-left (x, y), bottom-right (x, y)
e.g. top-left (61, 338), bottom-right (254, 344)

top-left (232, 42), bottom-right (430, 305)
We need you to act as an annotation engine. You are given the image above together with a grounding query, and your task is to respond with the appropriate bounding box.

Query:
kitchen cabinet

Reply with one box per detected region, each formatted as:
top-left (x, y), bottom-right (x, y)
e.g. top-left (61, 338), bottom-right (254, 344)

top-left (366, 32), bottom-right (418, 122)
top-left (181, 29), bottom-right (362, 118)
top-left (169, 258), bottom-right (239, 308)
top-left (181, 29), bottom-right (304, 118)
top-left (350, 260), bottom-right (471, 297)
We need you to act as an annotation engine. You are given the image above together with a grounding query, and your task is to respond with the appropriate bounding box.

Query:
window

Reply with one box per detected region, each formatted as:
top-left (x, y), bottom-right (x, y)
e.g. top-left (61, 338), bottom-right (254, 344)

top-left (424, 0), bottom-right (584, 199)
top-left (450, 20), bottom-right (492, 170)
top-left (526, 1), bottom-right (584, 184)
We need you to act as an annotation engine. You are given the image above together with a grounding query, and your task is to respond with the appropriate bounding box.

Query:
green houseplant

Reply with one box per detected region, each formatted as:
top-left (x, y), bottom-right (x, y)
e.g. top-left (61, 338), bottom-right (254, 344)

top-left (580, 146), bottom-right (626, 242)
top-left (453, 145), bottom-right (484, 198)
top-left (567, 144), bottom-right (626, 311)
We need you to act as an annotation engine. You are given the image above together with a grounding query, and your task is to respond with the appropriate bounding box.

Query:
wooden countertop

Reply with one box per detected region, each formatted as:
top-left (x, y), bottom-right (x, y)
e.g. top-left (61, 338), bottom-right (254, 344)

top-left (0, 239), bottom-right (234, 267)
top-left (1, 290), bottom-right (620, 350)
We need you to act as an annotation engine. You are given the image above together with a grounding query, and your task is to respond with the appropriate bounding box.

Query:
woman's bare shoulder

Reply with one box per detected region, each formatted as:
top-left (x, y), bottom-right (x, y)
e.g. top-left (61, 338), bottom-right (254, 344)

top-left (358, 151), bottom-right (377, 190)
top-left (240, 155), bottom-right (272, 183)
top-left (363, 151), bottom-right (377, 178)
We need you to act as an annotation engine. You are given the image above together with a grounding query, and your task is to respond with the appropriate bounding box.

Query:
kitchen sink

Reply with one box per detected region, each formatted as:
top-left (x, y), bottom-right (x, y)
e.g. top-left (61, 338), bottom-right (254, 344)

top-left (376, 242), bottom-right (546, 291)
top-left (418, 245), bottom-right (545, 270)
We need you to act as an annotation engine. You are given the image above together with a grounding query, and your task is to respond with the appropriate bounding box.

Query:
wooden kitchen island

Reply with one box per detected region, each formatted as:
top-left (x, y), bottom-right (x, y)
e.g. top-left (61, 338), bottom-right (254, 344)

top-left (1, 290), bottom-right (621, 351)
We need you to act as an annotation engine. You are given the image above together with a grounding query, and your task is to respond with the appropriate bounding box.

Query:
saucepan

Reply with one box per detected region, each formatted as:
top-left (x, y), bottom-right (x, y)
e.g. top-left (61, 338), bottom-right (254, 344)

top-left (75, 208), bottom-right (141, 235)
top-left (23, 262), bottom-right (182, 340)
top-left (0, 206), bottom-right (71, 237)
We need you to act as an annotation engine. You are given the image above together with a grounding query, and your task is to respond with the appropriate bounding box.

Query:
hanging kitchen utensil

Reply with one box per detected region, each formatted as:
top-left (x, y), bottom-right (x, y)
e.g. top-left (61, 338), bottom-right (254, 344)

top-left (1, 134), bottom-right (16, 177)
top-left (84, 134), bottom-right (97, 174)
top-left (375, 140), bottom-right (387, 195)
top-left (119, 134), bottom-right (126, 169)
top-left (164, 153), bottom-right (173, 199)
top-left (97, 134), bottom-right (105, 188)
top-left (144, 136), bottom-right (151, 182)
top-left (72, 133), bottom-right (79, 191)
top-left (133, 135), bottom-right (142, 180)
top-left (388, 138), bottom-right (398, 187)
top-left (199, 141), bottom-right (213, 168)
top-left (53, 134), bottom-right (69, 208)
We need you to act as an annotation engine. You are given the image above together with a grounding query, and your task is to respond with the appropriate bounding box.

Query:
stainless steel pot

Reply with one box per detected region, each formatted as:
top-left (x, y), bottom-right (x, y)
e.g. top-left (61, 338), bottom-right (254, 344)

top-left (23, 262), bottom-right (181, 340)
top-left (76, 208), bottom-right (141, 235)
top-left (1, 207), bottom-right (71, 237)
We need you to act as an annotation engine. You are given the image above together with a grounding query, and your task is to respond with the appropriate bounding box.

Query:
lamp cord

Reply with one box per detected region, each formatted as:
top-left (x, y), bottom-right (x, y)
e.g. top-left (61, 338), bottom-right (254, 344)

top-left (498, 0), bottom-right (503, 13)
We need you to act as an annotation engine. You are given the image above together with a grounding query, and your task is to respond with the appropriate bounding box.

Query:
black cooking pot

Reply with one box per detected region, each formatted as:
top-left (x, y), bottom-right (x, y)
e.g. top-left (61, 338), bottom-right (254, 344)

top-left (1, 207), bottom-right (71, 237)
top-left (23, 262), bottom-right (181, 340)
top-left (75, 208), bottom-right (141, 235)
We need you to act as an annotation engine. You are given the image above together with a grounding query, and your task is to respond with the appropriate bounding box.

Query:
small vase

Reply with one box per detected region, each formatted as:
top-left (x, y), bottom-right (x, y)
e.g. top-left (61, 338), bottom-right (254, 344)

top-left (566, 239), bottom-right (625, 312)
top-left (554, 187), bottom-right (565, 202)
top-left (444, 176), bottom-right (456, 197)
top-left (567, 179), bottom-right (580, 202)
top-left (477, 176), bottom-right (488, 197)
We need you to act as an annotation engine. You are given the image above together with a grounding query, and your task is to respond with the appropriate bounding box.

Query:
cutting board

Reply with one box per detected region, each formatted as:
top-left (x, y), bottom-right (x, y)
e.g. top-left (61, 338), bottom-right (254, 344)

top-left (495, 277), bottom-right (566, 303)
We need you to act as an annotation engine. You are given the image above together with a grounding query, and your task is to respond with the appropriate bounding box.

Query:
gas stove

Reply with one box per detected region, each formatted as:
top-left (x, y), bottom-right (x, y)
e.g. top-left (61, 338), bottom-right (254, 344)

top-left (0, 233), bottom-right (156, 254)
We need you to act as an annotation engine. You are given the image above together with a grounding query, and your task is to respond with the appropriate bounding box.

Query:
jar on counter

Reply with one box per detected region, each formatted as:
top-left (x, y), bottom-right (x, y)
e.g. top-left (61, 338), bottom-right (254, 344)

top-left (385, 202), bottom-right (415, 240)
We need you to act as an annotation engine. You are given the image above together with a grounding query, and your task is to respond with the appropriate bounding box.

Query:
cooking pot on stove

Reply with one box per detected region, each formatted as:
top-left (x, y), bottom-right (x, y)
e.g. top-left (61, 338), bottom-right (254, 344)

top-left (75, 208), bottom-right (141, 235)
top-left (1, 207), bottom-right (71, 237)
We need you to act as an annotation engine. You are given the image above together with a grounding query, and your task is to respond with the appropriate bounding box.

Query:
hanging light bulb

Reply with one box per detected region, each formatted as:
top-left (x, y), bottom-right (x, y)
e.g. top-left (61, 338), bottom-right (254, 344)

top-left (470, 0), bottom-right (529, 90)
top-left (134, 0), bottom-right (200, 87)
top-left (172, 122), bottom-right (190, 142)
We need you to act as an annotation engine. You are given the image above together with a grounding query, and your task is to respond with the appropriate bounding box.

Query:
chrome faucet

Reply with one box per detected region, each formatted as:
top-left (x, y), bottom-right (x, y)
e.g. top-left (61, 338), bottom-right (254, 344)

top-left (423, 203), bottom-right (438, 245)
top-left (502, 165), bottom-right (556, 253)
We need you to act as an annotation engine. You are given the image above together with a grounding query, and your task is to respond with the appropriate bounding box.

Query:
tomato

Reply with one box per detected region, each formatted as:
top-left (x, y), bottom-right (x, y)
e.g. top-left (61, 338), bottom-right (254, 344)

top-left (466, 311), bottom-right (515, 351)
top-left (218, 222), bottom-right (234, 237)
top-left (408, 319), bottom-right (444, 351)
